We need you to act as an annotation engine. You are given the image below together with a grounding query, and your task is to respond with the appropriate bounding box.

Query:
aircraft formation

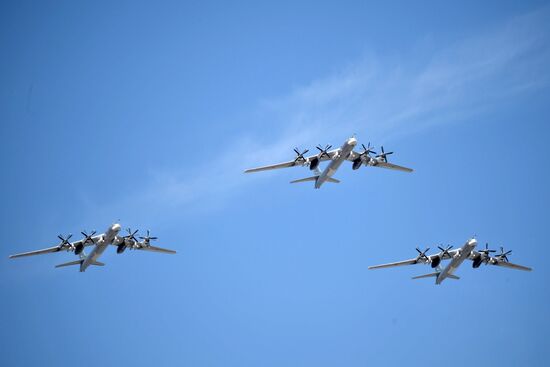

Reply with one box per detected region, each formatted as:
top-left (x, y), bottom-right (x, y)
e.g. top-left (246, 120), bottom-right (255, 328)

top-left (9, 136), bottom-right (532, 284)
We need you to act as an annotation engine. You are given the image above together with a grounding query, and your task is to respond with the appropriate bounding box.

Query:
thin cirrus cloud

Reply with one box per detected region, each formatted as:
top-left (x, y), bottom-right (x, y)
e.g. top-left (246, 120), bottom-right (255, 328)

top-left (86, 6), bottom-right (550, 225)
top-left (261, 6), bottom-right (550, 144)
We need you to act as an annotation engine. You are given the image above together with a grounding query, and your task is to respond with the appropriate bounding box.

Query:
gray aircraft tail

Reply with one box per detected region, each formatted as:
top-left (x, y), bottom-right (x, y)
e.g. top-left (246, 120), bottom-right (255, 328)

top-left (290, 176), bottom-right (340, 184)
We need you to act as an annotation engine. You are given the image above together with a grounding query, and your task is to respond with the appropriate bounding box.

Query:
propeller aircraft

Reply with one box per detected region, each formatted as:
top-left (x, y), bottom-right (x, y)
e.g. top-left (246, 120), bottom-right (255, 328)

top-left (368, 238), bottom-right (531, 285)
top-left (9, 223), bottom-right (176, 272)
top-left (244, 136), bottom-right (413, 189)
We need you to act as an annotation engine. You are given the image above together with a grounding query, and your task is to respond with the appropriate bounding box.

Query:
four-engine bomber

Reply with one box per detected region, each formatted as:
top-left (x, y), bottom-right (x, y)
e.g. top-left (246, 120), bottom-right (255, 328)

top-left (9, 223), bottom-right (175, 272)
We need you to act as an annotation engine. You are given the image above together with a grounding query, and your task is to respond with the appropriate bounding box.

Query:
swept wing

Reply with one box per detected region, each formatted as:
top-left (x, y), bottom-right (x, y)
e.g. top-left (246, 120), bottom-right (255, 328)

top-left (369, 249), bottom-right (459, 270)
top-left (373, 161), bottom-right (414, 173)
top-left (368, 258), bottom-right (419, 269)
top-left (346, 151), bottom-right (413, 172)
top-left (488, 258), bottom-right (532, 271)
top-left (9, 235), bottom-right (102, 259)
top-left (9, 246), bottom-right (65, 259)
top-left (137, 245), bottom-right (176, 254)
top-left (244, 150), bottom-right (338, 173)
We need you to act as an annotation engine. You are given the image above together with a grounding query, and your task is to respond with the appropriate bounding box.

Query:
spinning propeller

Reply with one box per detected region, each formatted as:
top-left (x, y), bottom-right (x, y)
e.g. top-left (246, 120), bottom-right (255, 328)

top-left (415, 247), bottom-right (430, 262)
top-left (139, 230), bottom-right (158, 245)
top-left (479, 243), bottom-right (496, 258)
top-left (57, 234), bottom-right (73, 250)
top-left (376, 146), bottom-right (394, 162)
top-left (316, 144), bottom-right (332, 160)
top-left (75, 230), bottom-right (96, 255)
top-left (437, 245), bottom-right (454, 258)
top-left (81, 230), bottom-right (96, 244)
top-left (352, 142), bottom-right (377, 170)
top-left (124, 228), bottom-right (139, 243)
top-left (293, 148), bottom-right (309, 164)
top-left (497, 247), bottom-right (512, 262)
top-left (360, 142), bottom-right (376, 156)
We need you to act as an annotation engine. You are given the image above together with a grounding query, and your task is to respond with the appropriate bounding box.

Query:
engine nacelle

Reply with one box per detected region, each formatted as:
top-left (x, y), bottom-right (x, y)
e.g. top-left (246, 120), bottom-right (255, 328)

top-left (352, 158), bottom-right (362, 170)
top-left (472, 257), bottom-right (483, 268)
top-left (309, 157), bottom-right (320, 171)
top-left (430, 256), bottom-right (441, 268)
top-left (74, 243), bottom-right (84, 255)
top-left (117, 244), bottom-right (127, 254)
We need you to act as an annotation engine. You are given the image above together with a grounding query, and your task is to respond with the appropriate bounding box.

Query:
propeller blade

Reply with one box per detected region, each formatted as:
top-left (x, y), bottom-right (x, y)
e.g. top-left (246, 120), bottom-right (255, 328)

top-left (293, 148), bottom-right (309, 163)
top-left (138, 230), bottom-right (158, 243)
top-left (81, 231), bottom-right (96, 244)
top-left (57, 234), bottom-right (73, 249)
top-left (496, 246), bottom-right (512, 262)
top-left (124, 228), bottom-right (139, 243)
top-left (316, 144), bottom-right (332, 159)
top-left (360, 143), bottom-right (376, 156)
top-left (375, 146), bottom-right (394, 162)
top-left (415, 247), bottom-right (430, 261)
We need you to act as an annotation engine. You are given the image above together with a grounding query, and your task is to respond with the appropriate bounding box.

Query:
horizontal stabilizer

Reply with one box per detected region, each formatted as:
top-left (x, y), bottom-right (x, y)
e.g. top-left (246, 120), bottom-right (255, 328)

top-left (55, 259), bottom-right (104, 268)
top-left (412, 272), bottom-right (439, 280)
top-left (290, 176), bottom-right (340, 184)
top-left (446, 274), bottom-right (460, 280)
top-left (55, 259), bottom-right (83, 268)
top-left (290, 176), bottom-right (318, 184)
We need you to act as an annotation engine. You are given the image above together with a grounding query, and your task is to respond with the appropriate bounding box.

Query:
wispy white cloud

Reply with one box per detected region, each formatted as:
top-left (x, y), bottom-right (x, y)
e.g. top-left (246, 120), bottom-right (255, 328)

top-left (261, 6), bottom-right (550, 143)
top-left (84, 6), bottom-right (550, 225)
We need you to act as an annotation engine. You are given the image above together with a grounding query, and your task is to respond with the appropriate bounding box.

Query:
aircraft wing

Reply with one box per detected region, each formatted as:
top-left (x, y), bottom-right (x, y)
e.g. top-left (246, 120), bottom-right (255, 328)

top-left (244, 160), bottom-right (298, 173)
top-left (9, 246), bottom-right (64, 259)
top-left (368, 249), bottom-right (458, 269)
top-left (9, 235), bottom-right (101, 259)
top-left (368, 258), bottom-right (419, 269)
top-left (373, 161), bottom-right (414, 173)
top-left (490, 259), bottom-right (532, 271)
top-left (346, 151), bottom-right (413, 172)
top-left (137, 245), bottom-right (176, 254)
top-left (244, 150), bottom-right (338, 173)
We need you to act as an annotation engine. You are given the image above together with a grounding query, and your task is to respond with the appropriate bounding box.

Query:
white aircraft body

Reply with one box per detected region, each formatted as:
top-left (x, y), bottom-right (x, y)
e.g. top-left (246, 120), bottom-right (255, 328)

top-left (244, 136), bottom-right (413, 188)
top-left (368, 238), bottom-right (531, 285)
top-left (9, 223), bottom-right (176, 272)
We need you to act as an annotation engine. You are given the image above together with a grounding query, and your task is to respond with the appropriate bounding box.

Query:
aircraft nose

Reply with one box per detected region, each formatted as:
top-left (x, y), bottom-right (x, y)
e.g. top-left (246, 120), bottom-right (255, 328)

top-left (469, 238), bottom-right (478, 246)
top-left (348, 137), bottom-right (357, 146)
top-left (112, 223), bottom-right (122, 232)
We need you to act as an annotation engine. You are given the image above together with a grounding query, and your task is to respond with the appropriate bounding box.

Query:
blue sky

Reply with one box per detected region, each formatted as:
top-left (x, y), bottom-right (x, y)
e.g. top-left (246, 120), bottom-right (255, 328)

top-left (1, 1), bottom-right (550, 366)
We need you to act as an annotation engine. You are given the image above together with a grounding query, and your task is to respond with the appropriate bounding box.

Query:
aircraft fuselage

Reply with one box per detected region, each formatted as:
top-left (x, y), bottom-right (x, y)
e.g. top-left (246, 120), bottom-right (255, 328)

top-left (436, 239), bottom-right (477, 284)
top-left (315, 137), bottom-right (357, 188)
top-left (80, 223), bottom-right (121, 272)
